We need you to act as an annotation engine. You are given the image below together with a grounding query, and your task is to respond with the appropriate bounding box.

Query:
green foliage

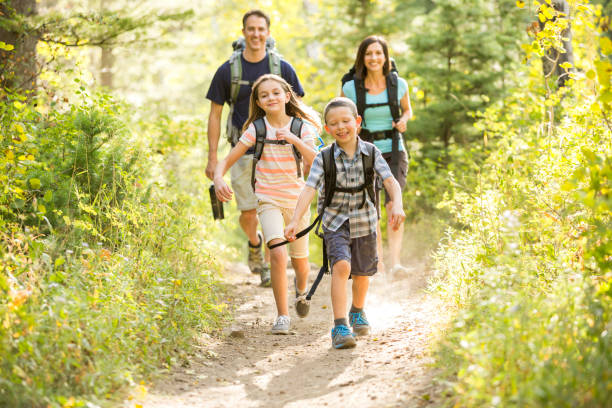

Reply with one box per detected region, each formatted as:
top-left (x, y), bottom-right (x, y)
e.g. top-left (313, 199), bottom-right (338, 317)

top-left (431, 1), bottom-right (612, 405)
top-left (0, 86), bottom-right (230, 405)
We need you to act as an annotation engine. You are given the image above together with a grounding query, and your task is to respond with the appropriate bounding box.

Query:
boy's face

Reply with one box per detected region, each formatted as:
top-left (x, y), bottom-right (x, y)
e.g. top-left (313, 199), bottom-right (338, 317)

top-left (324, 106), bottom-right (362, 145)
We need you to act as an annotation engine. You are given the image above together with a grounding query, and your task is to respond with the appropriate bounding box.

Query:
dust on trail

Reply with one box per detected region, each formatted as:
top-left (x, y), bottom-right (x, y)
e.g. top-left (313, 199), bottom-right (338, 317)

top-left (135, 259), bottom-right (448, 408)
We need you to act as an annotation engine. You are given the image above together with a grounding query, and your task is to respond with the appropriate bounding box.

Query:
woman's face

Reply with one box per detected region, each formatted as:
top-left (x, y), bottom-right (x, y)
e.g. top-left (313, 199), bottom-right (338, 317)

top-left (363, 42), bottom-right (386, 73)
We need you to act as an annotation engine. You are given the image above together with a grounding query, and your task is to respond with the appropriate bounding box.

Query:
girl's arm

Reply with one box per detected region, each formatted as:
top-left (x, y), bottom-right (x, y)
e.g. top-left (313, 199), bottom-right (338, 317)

top-left (393, 90), bottom-right (413, 133)
top-left (276, 128), bottom-right (317, 166)
top-left (284, 186), bottom-right (316, 241)
top-left (213, 141), bottom-right (249, 202)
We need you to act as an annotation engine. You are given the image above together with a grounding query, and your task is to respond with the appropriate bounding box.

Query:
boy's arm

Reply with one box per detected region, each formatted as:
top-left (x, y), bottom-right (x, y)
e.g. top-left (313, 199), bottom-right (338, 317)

top-left (213, 142), bottom-right (249, 202)
top-left (382, 176), bottom-right (405, 230)
top-left (284, 186), bottom-right (316, 241)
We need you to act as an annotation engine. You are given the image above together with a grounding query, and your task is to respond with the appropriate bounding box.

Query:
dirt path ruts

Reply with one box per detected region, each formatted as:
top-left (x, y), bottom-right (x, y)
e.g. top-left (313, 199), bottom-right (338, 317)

top-left (135, 260), bottom-right (446, 408)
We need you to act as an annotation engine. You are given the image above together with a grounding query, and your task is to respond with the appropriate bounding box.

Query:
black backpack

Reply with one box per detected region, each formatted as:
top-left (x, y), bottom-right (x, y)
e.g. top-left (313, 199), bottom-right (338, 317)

top-left (340, 59), bottom-right (401, 126)
top-left (251, 117), bottom-right (304, 190)
top-left (320, 142), bottom-right (377, 210)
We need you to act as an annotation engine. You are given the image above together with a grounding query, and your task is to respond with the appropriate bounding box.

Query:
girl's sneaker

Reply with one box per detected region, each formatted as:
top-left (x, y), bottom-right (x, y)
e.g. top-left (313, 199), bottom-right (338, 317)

top-left (349, 310), bottom-right (371, 336)
top-left (270, 315), bottom-right (290, 335)
top-left (331, 325), bottom-right (356, 349)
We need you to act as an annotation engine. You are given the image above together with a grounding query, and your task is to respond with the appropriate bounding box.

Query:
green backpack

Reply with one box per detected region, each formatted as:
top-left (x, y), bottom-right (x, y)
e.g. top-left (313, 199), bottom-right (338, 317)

top-left (226, 37), bottom-right (282, 142)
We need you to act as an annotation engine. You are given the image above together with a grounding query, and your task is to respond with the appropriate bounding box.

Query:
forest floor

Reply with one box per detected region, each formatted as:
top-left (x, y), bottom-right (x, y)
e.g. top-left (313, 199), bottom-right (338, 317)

top-left (131, 256), bottom-right (448, 408)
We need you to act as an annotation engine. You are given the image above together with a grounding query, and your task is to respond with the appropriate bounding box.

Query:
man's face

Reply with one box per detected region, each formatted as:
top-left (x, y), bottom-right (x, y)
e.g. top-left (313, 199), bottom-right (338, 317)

top-left (242, 15), bottom-right (269, 53)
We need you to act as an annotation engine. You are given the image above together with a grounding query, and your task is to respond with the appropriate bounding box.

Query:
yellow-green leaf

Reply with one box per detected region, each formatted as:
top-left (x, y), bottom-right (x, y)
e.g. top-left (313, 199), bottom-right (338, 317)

top-left (54, 257), bottom-right (65, 268)
top-left (43, 190), bottom-right (53, 203)
top-left (29, 178), bottom-right (41, 189)
top-left (600, 36), bottom-right (612, 55)
top-left (0, 41), bottom-right (14, 51)
top-left (586, 70), bottom-right (597, 80)
top-left (37, 204), bottom-right (46, 214)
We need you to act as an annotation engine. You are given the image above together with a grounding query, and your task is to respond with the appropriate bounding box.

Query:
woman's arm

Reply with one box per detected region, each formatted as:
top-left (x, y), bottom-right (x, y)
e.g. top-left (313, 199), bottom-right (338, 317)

top-left (393, 86), bottom-right (413, 133)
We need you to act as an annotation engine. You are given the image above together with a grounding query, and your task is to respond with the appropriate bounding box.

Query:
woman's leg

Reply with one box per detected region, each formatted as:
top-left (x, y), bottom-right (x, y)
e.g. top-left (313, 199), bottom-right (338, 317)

top-left (386, 201), bottom-right (404, 269)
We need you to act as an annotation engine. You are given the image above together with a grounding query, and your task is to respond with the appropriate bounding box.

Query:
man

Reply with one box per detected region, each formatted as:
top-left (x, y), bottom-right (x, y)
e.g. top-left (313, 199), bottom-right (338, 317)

top-left (206, 9), bottom-right (305, 286)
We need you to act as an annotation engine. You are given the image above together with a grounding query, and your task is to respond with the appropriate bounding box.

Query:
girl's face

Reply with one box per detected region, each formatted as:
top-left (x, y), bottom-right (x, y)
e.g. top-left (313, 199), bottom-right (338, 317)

top-left (363, 42), bottom-right (386, 73)
top-left (324, 106), bottom-right (362, 145)
top-left (255, 80), bottom-right (290, 114)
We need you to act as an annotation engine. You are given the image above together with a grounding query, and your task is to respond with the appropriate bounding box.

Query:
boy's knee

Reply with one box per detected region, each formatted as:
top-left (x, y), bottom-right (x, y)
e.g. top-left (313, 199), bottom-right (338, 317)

top-left (332, 260), bottom-right (351, 277)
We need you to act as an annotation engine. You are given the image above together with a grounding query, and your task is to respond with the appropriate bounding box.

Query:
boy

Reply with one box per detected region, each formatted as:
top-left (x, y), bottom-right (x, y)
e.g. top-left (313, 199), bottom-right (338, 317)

top-left (284, 97), bottom-right (405, 349)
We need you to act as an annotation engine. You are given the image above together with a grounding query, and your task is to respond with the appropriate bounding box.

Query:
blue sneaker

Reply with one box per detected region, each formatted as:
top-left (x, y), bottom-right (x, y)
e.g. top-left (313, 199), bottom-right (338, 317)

top-left (349, 311), bottom-right (371, 336)
top-left (331, 325), bottom-right (356, 349)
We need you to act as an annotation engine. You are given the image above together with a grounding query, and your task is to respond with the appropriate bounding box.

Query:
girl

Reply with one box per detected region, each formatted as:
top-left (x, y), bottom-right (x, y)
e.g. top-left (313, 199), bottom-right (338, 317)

top-left (214, 74), bottom-right (320, 334)
top-left (341, 35), bottom-right (412, 276)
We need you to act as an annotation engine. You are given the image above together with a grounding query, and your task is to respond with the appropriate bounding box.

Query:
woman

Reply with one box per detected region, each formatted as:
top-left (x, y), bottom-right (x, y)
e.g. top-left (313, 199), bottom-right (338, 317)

top-left (341, 35), bottom-right (412, 276)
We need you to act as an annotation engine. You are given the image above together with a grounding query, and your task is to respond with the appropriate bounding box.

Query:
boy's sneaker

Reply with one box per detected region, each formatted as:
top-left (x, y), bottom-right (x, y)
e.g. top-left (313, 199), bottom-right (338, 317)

top-left (247, 232), bottom-right (265, 275)
top-left (260, 266), bottom-right (271, 287)
top-left (331, 325), bottom-right (356, 349)
top-left (294, 276), bottom-right (310, 318)
top-left (270, 315), bottom-right (290, 335)
top-left (349, 310), bottom-right (371, 336)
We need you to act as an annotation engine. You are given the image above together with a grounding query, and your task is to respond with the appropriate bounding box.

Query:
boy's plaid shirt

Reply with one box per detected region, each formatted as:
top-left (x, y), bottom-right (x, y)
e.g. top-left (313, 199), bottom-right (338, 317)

top-left (306, 139), bottom-right (393, 239)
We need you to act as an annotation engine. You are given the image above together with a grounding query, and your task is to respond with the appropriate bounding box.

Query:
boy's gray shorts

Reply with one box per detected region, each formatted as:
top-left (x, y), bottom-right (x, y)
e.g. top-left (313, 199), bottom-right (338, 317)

top-left (323, 220), bottom-right (378, 276)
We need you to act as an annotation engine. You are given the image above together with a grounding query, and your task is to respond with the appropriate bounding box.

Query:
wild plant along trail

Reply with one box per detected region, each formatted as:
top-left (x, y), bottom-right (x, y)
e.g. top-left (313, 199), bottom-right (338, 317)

top-left (137, 254), bottom-right (446, 408)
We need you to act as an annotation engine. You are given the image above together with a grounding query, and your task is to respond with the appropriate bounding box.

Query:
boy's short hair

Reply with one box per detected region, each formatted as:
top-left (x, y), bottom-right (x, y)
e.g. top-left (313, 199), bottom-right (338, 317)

top-left (242, 10), bottom-right (271, 28)
top-left (323, 97), bottom-right (358, 123)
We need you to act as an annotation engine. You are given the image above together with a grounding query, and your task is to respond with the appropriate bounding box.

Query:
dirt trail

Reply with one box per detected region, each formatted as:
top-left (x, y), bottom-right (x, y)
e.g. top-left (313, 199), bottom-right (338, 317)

top-left (136, 260), bottom-right (446, 408)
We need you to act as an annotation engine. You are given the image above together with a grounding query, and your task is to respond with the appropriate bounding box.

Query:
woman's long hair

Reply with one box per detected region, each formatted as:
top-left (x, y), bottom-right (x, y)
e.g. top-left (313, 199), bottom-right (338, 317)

top-left (242, 74), bottom-right (321, 133)
top-left (353, 35), bottom-right (390, 80)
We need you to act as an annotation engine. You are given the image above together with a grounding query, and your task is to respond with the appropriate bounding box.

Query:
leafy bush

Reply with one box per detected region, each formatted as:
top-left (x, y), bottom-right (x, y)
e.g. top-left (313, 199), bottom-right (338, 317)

top-left (430, 2), bottom-right (612, 406)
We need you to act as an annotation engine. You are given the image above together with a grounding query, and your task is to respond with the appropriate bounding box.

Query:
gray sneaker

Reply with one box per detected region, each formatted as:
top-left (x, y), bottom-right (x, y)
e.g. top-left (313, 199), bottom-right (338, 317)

top-left (270, 315), bottom-right (290, 335)
top-left (260, 265), bottom-right (271, 287)
top-left (247, 232), bottom-right (265, 275)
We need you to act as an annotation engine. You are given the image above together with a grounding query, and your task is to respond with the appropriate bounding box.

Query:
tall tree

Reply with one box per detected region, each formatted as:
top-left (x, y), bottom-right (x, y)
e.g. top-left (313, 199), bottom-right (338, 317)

top-left (0, 0), bottom-right (38, 93)
top-left (538, 0), bottom-right (575, 88)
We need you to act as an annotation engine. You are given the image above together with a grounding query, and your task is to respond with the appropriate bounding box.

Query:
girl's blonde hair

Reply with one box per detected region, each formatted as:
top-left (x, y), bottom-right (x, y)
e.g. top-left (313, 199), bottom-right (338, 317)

top-left (242, 74), bottom-right (321, 133)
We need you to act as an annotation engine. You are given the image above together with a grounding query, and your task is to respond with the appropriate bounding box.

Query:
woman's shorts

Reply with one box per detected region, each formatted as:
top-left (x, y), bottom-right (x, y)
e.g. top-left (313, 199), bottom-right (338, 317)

top-left (323, 220), bottom-right (378, 276)
top-left (380, 150), bottom-right (409, 206)
top-left (257, 201), bottom-right (310, 259)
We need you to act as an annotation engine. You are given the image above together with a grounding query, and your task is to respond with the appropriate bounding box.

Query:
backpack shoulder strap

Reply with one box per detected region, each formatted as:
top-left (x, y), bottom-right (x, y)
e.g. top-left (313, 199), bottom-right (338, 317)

top-left (321, 144), bottom-right (337, 209)
top-left (290, 117), bottom-right (304, 178)
top-left (354, 77), bottom-right (367, 119)
top-left (361, 142), bottom-right (377, 204)
top-left (268, 50), bottom-right (282, 76)
top-left (386, 71), bottom-right (400, 122)
top-left (229, 50), bottom-right (243, 106)
top-left (251, 118), bottom-right (267, 190)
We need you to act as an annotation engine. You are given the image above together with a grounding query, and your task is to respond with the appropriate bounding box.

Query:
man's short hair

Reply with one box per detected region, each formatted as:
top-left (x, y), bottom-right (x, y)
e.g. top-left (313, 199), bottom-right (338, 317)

top-left (242, 10), bottom-right (270, 28)
top-left (324, 97), bottom-right (358, 123)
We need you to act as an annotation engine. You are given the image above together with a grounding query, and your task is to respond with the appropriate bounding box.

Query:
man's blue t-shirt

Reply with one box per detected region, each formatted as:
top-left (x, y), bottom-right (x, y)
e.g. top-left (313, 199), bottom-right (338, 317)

top-left (206, 53), bottom-right (305, 130)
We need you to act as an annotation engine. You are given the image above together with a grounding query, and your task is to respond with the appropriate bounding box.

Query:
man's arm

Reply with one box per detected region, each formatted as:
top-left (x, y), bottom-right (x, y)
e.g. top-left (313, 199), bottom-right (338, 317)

top-left (206, 102), bottom-right (224, 180)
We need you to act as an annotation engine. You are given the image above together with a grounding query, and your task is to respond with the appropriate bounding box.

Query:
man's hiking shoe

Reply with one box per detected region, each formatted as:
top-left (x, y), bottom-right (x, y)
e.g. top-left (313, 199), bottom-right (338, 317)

top-left (331, 325), bottom-right (356, 349)
top-left (248, 232), bottom-right (265, 275)
top-left (349, 311), bottom-right (371, 336)
top-left (295, 293), bottom-right (310, 318)
top-left (260, 265), bottom-right (271, 287)
top-left (294, 276), bottom-right (310, 318)
top-left (271, 315), bottom-right (290, 335)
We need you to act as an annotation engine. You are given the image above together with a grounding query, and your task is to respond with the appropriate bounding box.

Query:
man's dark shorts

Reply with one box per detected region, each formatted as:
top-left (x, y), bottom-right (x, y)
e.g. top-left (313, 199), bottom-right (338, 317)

top-left (323, 220), bottom-right (378, 276)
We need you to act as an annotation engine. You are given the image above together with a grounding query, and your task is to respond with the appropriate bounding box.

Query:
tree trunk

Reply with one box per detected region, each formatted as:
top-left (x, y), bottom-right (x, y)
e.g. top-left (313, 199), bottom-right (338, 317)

top-left (100, 47), bottom-right (114, 89)
top-left (0, 0), bottom-right (37, 93)
top-left (539, 0), bottom-right (574, 88)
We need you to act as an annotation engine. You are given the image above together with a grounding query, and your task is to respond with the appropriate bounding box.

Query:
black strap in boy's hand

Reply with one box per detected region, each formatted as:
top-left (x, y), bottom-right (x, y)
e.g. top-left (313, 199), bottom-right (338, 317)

top-left (267, 213), bottom-right (323, 250)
